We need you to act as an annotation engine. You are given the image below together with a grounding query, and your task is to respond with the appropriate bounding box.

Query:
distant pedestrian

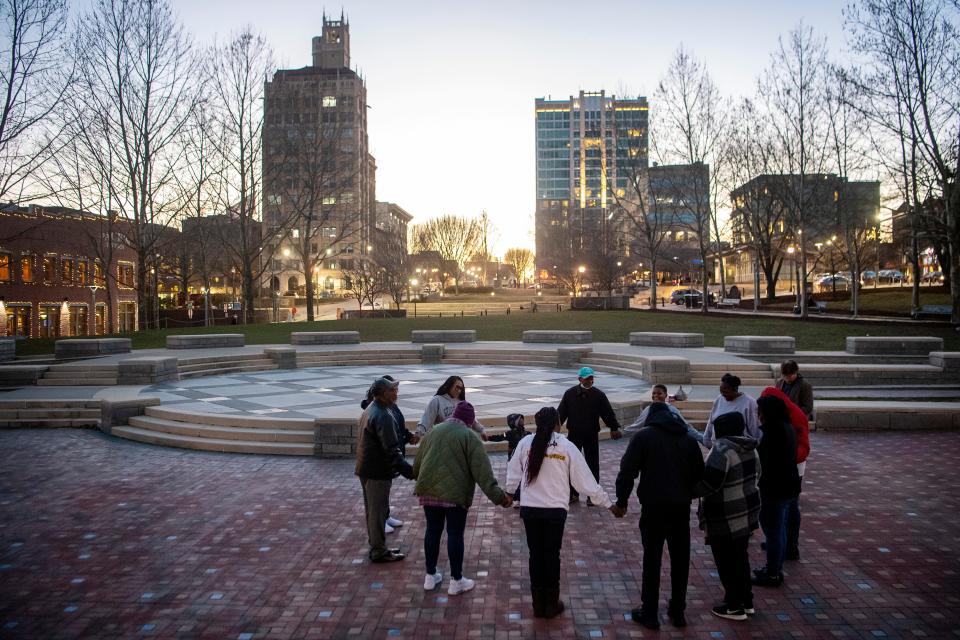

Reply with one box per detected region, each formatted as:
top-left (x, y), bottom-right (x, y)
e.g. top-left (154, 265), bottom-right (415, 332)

top-left (614, 402), bottom-right (705, 629)
top-left (752, 395), bottom-right (801, 588)
top-left (354, 377), bottom-right (414, 563)
top-left (702, 374), bottom-right (760, 447)
top-left (557, 367), bottom-right (623, 504)
top-left (416, 375), bottom-right (486, 439)
top-left (693, 412), bottom-right (761, 622)
top-left (413, 401), bottom-right (512, 596)
top-left (506, 406), bottom-right (617, 619)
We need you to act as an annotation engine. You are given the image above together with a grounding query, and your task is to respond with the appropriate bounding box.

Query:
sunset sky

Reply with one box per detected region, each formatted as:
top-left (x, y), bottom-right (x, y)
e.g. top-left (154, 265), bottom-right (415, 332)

top-left (175, 0), bottom-right (851, 254)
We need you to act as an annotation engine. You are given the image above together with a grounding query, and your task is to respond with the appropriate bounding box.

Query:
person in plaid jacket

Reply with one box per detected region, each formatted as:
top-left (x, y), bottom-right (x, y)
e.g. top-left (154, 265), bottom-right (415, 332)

top-left (694, 412), bottom-right (761, 622)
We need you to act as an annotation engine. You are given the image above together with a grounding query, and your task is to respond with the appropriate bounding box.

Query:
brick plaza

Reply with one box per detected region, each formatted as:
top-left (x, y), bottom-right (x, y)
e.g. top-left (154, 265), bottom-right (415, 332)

top-left (2, 428), bottom-right (959, 639)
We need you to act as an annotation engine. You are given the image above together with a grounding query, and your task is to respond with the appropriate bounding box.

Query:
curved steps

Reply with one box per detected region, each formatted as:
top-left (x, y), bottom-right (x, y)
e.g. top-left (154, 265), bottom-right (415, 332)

top-left (38, 364), bottom-right (119, 386)
top-left (0, 399), bottom-right (101, 428)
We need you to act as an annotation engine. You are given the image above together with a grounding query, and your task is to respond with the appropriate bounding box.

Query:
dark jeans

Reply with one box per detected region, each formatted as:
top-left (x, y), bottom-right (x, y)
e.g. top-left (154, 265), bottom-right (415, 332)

top-left (709, 535), bottom-right (753, 609)
top-left (786, 478), bottom-right (803, 554)
top-left (423, 505), bottom-right (468, 580)
top-left (520, 507), bottom-right (567, 590)
top-left (566, 430), bottom-right (599, 498)
top-left (360, 477), bottom-right (392, 559)
top-left (759, 496), bottom-right (792, 576)
top-left (638, 504), bottom-right (691, 613)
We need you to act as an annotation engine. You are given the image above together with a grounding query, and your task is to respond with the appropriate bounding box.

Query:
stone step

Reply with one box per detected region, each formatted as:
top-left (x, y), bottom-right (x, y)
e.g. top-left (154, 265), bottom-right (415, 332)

top-left (0, 408), bottom-right (101, 419)
top-left (176, 353), bottom-right (273, 366)
top-left (690, 377), bottom-right (773, 386)
top-left (179, 365), bottom-right (277, 379)
top-left (111, 426), bottom-right (314, 455)
top-left (37, 378), bottom-right (118, 386)
top-left (690, 363), bottom-right (772, 371)
top-left (128, 415), bottom-right (314, 443)
top-left (177, 359), bottom-right (273, 373)
top-left (582, 354), bottom-right (647, 365)
top-left (297, 358), bottom-right (423, 367)
top-left (441, 358), bottom-right (558, 366)
top-left (144, 406), bottom-right (314, 430)
top-left (0, 418), bottom-right (100, 428)
top-left (583, 364), bottom-right (646, 379)
top-left (43, 370), bottom-right (120, 379)
top-left (0, 399), bottom-right (101, 409)
top-left (45, 365), bottom-right (120, 373)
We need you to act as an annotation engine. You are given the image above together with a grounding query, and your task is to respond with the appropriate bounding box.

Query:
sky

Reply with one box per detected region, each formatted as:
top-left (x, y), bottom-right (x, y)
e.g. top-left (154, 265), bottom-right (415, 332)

top-left (173, 0), bottom-right (853, 255)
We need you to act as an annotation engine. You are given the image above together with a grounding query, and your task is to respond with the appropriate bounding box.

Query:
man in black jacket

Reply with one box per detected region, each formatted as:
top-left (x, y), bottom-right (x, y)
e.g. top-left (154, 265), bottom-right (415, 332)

top-left (355, 377), bottom-right (414, 563)
top-left (613, 402), bottom-right (705, 629)
top-left (558, 367), bottom-right (622, 504)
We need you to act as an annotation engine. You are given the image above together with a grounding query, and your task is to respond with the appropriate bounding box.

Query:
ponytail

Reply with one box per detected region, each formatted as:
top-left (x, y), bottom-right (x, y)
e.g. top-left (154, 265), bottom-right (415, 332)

top-left (526, 406), bottom-right (559, 484)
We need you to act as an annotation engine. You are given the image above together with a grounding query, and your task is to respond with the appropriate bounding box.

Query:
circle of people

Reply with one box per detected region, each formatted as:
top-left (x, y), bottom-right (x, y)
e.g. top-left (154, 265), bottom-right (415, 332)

top-left (354, 360), bottom-right (813, 627)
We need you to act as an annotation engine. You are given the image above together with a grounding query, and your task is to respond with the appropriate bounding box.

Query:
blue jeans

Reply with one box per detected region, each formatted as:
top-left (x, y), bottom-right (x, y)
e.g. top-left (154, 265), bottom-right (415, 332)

top-left (423, 505), bottom-right (468, 580)
top-left (759, 497), bottom-right (792, 576)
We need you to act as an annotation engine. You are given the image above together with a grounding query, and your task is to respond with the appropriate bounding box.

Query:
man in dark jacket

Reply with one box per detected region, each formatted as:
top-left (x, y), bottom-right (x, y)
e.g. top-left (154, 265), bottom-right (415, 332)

top-left (776, 360), bottom-right (814, 419)
top-left (355, 377), bottom-right (414, 563)
top-left (613, 402), bottom-right (705, 629)
top-left (558, 367), bottom-right (622, 504)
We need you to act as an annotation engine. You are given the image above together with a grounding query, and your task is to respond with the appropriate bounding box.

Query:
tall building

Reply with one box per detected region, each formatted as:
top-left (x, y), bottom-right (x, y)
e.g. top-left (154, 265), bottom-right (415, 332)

top-left (534, 90), bottom-right (648, 279)
top-left (262, 13), bottom-right (374, 296)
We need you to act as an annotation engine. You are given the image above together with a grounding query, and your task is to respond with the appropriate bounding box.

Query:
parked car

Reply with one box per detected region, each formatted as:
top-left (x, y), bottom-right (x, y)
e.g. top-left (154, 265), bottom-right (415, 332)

top-left (878, 269), bottom-right (905, 282)
top-left (860, 270), bottom-right (877, 282)
top-left (921, 271), bottom-right (944, 283)
top-left (816, 275), bottom-right (851, 291)
top-left (670, 288), bottom-right (717, 306)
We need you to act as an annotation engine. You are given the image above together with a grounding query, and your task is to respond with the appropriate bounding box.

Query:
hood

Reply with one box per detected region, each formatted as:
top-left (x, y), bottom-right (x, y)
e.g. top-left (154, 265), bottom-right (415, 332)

top-left (507, 413), bottom-right (524, 430)
top-left (761, 386), bottom-right (808, 429)
top-left (721, 435), bottom-right (758, 452)
top-left (646, 402), bottom-right (688, 435)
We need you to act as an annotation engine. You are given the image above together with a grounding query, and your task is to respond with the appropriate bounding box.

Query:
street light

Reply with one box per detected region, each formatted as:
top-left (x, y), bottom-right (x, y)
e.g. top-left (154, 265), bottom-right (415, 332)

top-left (88, 285), bottom-right (101, 335)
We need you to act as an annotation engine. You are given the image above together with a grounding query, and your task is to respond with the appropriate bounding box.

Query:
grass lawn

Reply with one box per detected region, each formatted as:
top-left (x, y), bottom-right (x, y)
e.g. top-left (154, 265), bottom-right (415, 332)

top-left (13, 309), bottom-right (959, 356)
top-left (759, 285), bottom-right (952, 315)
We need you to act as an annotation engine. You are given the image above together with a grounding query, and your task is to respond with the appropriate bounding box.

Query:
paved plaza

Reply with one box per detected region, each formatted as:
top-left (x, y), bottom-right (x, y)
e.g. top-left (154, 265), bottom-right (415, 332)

top-left (2, 428), bottom-right (959, 639)
top-left (138, 365), bottom-right (650, 421)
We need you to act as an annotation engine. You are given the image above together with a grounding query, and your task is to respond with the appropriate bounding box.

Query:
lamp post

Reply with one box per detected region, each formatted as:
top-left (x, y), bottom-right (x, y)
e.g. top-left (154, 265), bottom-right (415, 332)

top-left (410, 278), bottom-right (418, 317)
top-left (576, 265), bottom-right (586, 297)
top-left (88, 285), bottom-right (101, 335)
top-left (60, 297), bottom-right (71, 337)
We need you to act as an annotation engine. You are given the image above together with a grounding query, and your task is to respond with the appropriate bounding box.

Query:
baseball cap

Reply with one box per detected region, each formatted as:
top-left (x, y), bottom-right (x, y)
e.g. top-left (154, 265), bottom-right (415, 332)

top-left (371, 377), bottom-right (400, 394)
top-left (578, 366), bottom-right (595, 378)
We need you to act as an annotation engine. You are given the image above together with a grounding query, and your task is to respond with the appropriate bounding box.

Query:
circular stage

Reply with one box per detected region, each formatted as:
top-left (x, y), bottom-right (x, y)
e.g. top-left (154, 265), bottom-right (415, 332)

top-left (140, 364), bottom-right (651, 422)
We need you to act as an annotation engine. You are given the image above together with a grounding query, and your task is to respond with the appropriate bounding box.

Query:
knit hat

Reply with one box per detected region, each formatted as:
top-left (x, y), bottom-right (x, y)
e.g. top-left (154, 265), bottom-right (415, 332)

top-left (713, 411), bottom-right (746, 439)
top-left (452, 401), bottom-right (475, 425)
top-left (506, 413), bottom-right (524, 429)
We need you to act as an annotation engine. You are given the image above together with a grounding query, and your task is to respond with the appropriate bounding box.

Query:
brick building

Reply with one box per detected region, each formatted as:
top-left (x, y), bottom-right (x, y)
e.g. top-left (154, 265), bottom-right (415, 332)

top-left (0, 205), bottom-right (138, 338)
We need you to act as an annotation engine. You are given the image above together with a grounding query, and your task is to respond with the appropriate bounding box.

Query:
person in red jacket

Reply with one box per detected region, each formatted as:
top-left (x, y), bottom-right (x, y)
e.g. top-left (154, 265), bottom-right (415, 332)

top-left (760, 387), bottom-right (809, 561)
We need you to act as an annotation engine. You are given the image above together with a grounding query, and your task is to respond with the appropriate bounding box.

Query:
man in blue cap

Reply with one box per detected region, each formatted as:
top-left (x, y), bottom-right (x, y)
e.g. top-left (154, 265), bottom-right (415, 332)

top-left (558, 366), bottom-right (622, 504)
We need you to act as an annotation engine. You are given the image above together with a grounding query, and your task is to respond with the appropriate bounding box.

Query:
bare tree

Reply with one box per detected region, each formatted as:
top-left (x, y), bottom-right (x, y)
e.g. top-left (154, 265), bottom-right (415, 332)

top-left (761, 23), bottom-right (831, 318)
top-left (377, 232), bottom-right (409, 309)
top-left (72, 0), bottom-right (200, 330)
top-left (503, 247), bottom-right (534, 287)
top-left (0, 0), bottom-right (72, 203)
top-left (846, 0), bottom-right (960, 323)
top-left (341, 257), bottom-right (381, 311)
top-left (653, 46), bottom-right (728, 312)
top-left (208, 27), bottom-right (280, 324)
top-left (410, 215), bottom-right (482, 294)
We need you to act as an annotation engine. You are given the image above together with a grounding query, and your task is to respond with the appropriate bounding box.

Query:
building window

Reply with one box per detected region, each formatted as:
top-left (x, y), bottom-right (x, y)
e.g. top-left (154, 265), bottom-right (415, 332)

top-left (62, 258), bottom-right (74, 284)
top-left (20, 255), bottom-right (34, 282)
top-left (0, 253), bottom-right (10, 281)
top-left (77, 260), bottom-right (88, 285)
top-left (267, 194), bottom-right (282, 205)
top-left (38, 304), bottom-right (60, 338)
top-left (322, 96), bottom-right (337, 108)
top-left (118, 263), bottom-right (135, 288)
top-left (322, 195), bottom-right (336, 205)
top-left (95, 304), bottom-right (106, 335)
top-left (118, 302), bottom-right (136, 332)
top-left (4, 304), bottom-right (31, 337)
top-left (93, 261), bottom-right (105, 286)
top-left (43, 255), bottom-right (56, 282)
top-left (70, 305), bottom-right (89, 336)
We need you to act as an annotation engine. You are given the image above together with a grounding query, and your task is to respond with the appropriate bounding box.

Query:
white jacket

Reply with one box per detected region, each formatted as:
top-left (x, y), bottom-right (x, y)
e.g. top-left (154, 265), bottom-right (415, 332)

top-left (505, 432), bottom-right (612, 510)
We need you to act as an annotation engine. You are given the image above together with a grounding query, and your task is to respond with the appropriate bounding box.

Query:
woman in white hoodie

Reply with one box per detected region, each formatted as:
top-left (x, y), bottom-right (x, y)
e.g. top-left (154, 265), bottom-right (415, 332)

top-left (506, 406), bottom-right (616, 619)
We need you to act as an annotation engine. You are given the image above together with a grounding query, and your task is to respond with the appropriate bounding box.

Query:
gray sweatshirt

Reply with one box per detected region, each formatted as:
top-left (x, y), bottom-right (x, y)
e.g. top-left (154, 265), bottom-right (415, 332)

top-left (416, 394), bottom-right (485, 437)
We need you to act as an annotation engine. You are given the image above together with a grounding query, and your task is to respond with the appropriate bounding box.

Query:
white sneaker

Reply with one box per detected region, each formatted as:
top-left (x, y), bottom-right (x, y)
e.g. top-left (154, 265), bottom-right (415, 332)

top-left (386, 516), bottom-right (404, 528)
top-left (447, 576), bottom-right (475, 596)
top-left (385, 523), bottom-right (395, 534)
top-left (423, 571), bottom-right (442, 590)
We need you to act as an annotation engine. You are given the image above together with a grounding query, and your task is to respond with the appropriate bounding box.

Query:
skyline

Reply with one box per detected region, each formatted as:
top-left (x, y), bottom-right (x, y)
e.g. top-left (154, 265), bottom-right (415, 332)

top-left (175, 0), bottom-right (854, 255)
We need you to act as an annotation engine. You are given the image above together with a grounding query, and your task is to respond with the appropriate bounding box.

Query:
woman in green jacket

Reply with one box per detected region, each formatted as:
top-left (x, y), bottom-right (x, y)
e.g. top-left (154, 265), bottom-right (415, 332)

top-left (413, 401), bottom-right (512, 596)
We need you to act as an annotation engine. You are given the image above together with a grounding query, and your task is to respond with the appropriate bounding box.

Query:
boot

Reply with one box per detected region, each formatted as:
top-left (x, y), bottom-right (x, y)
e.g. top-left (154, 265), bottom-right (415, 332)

top-left (531, 587), bottom-right (546, 618)
top-left (540, 587), bottom-right (565, 619)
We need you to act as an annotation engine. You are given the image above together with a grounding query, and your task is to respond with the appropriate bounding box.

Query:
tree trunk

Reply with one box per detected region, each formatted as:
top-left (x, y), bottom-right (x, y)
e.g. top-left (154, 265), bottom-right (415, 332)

top-left (700, 260), bottom-right (710, 314)
top-left (305, 271), bottom-right (315, 322)
top-left (243, 270), bottom-right (256, 324)
top-left (648, 259), bottom-right (658, 310)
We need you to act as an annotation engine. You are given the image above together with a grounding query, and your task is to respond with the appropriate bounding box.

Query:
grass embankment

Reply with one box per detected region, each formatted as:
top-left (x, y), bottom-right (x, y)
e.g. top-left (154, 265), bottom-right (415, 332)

top-left (14, 309), bottom-right (960, 356)
top-left (760, 286), bottom-right (951, 315)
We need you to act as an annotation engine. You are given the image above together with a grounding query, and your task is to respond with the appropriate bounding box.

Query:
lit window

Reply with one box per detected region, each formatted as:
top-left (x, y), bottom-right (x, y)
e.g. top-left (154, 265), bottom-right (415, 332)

top-left (267, 194), bottom-right (282, 205)
top-left (0, 254), bottom-right (10, 281)
top-left (322, 96), bottom-right (337, 108)
top-left (291, 229), bottom-right (300, 239)
top-left (340, 192), bottom-right (354, 204)
top-left (20, 256), bottom-right (33, 282)
top-left (43, 255), bottom-right (55, 281)
top-left (62, 258), bottom-right (74, 284)
top-left (322, 196), bottom-right (337, 205)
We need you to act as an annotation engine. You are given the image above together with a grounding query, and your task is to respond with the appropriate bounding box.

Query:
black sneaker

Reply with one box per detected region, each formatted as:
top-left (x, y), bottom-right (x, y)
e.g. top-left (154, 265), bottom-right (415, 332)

top-left (711, 603), bottom-right (747, 621)
top-left (743, 604), bottom-right (756, 615)
top-left (752, 571), bottom-right (783, 587)
top-left (630, 607), bottom-right (660, 629)
top-left (785, 548), bottom-right (800, 561)
top-left (667, 610), bottom-right (687, 627)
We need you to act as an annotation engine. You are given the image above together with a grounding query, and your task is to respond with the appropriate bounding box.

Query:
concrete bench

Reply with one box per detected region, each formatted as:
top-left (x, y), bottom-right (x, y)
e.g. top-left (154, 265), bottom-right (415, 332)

top-left (55, 338), bottom-right (131, 359)
top-left (630, 332), bottom-right (704, 348)
top-left (845, 336), bottom-right (944, 355)
top-left (118, 357), bottom-right (179, 384)
top-left (166, 334), bottom-right (245, 349)
top-left (411, 330), bottom-right (476, 343)
top-left (724, 335), bottom-right (796, 354)
top-left (715, 298), bottom-right (740, 309)
top-left (522, 330), bottom-right (592, 344)
top-left (291, 331), bottom-right (360, 345)
top-left (0, 338), bottom-right (14, 362)
top-left (0, 365), bottom-right (49, 386)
